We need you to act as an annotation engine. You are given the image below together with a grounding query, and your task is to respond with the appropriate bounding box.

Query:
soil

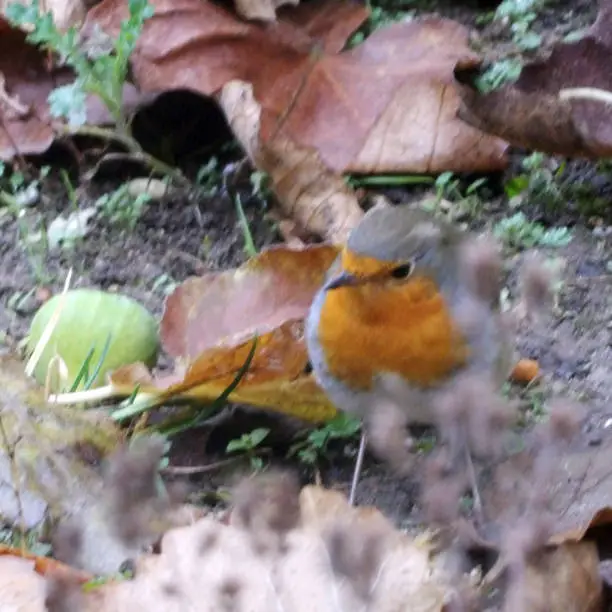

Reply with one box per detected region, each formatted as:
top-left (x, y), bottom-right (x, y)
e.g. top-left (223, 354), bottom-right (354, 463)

top-left (2, 0), bottom-right (612, 602)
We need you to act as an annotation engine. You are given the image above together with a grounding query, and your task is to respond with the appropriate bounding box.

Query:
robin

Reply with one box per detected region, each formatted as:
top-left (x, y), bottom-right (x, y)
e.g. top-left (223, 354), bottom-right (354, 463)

top-left (305, 205), bottom-right (514, 504)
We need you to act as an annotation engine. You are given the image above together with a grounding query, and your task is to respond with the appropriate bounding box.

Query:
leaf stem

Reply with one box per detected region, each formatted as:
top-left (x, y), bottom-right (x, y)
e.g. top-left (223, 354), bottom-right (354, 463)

top-left (61, 125), bottom-right (191, 187)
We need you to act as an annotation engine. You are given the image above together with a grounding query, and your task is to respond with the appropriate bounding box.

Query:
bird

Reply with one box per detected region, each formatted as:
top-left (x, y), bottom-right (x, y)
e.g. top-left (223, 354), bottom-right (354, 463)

top-left (305, 205), bottom-right (514, 505)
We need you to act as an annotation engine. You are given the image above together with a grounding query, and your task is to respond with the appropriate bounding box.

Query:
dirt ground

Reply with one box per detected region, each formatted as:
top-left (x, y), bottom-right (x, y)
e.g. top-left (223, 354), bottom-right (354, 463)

top-left (1, 0), bottom-right (612, 551)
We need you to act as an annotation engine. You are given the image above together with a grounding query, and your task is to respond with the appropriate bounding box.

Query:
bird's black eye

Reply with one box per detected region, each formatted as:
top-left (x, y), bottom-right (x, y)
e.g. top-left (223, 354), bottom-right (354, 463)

top-left (390, 262), bottom-right (414, 279)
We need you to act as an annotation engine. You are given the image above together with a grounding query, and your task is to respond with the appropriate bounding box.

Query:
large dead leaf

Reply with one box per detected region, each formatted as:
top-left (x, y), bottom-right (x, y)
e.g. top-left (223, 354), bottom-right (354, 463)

top-left (456, 0), bottom-right (612, 158)
top-left (2, 0), bottom-right (86, 32)
top-left (107, 245), bottom-right (339, 423)
top-left (481, 429), bottom-right (612, 552)
top-left (84, 0), bottom-right (508, 174)
top-left (503, 542), bottom-right (602, 612)
top-left (233, 0), bottom-right (299, 22)
top-left (221, 80), bottom-right (364, 243)
top-left (0, 485), bottom-right (450, 611)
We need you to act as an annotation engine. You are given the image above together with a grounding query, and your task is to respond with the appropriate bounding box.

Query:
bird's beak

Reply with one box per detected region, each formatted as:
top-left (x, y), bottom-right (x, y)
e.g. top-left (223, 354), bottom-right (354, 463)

top-left (324, 271), bottom-right (359, 291)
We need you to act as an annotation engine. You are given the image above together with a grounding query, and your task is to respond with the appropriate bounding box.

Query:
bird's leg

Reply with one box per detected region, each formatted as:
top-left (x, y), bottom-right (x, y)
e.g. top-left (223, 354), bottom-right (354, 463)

top-left (348, 431), bottom-right (367, 506)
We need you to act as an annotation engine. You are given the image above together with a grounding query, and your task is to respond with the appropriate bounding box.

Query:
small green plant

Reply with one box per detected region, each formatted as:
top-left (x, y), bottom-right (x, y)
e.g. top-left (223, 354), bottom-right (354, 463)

top-left (250, 170), bottom-right (271, 199)
top-left (493, 212), bottom-right (571, 249)
top-left (494, 0), bottom-right (545, 51)
top-left (234, 193), bottom-right (257, 257)
top-left (0, 162), bottom-right (52, 282)
top-left (504, 152), bottom-right (567, 212)
top-left (288, 413), bottom-right (361, 466)
top-left (226, 427), bottom-right (270, 471)
top-left (476, 58), bottom-right (523, 93)
top-left (0, 525), bottom-right (52, 557)
top-left (0, 162), bottom-right (50, 209)
top-left (422, 172), bottom-right (487, 220)
top-left (6, 0), bottom-right (152, 130)
top-left (196, 158), bottom-right (222, 196)
top-left (96, 183), bottom-right (152, 230)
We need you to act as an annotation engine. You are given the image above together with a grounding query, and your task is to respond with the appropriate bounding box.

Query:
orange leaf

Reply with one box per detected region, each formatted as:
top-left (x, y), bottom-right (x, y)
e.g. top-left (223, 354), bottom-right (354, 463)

top-left (112, 245), bottom-right (340, 423)
top-left (161, 244), bottom-right (338, 360)
top-left (0, 544), bottom-right (93, 582)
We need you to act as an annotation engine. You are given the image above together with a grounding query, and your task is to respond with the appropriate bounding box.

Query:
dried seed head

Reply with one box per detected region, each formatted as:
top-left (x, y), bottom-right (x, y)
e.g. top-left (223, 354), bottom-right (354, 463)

top-left (106, 438), bottom-right (165, 510)
top-left (459, 237), bottom-right (503, 305)
top-left (434, 374), bottom-right (514, 460)
top-left (232, 470), bottom-right (301, 552)
top-left (421, 451), bottom-right (466, 526)
top-left (519, 255), bottom-right (559, 319)
top-left (104, 437), bottom-right (172, 546)
top-left (198, 529), bottom-right (219, 556)
top-left (218, 577), bottom-right (242, 612)
top-left (367, 398), bottom-right (412, 475)
top-left (546, 399), bottom-right (584, 444)
top-left (324, 518), bottom-right (389, 601)
top-left (44, 573), bottom-right (84, 612)
top-left (51, 522), bottom-right (82, 566)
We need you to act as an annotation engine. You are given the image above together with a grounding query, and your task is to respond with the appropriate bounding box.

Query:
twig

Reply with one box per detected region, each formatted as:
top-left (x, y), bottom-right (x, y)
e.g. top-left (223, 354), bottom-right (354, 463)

top-left (61, 125), bottom-right (191, 187)
top-left (161, 456), bottom-right (243, 475)
top-left (559, 87), bottom-right (612, 106)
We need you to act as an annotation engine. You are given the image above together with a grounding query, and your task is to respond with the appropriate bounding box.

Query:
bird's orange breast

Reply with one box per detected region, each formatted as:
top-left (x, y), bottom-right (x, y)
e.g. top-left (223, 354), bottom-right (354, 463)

top-left (317, 274), bottom-right (470, 391)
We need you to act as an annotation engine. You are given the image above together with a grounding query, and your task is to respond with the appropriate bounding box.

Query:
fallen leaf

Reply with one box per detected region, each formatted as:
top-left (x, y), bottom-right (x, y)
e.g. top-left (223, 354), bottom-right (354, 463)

top-left (0, 556), bottom-right (48, 610)
top-left (0, 544), bottom-right (92, 582)
top-left (505, 542), bottom-right (602, 612)
top-left (456, 0), bottom-right (612, 158)
top-left (258, 17), bottom-right (509, 175)
top-left (85, 0), bottom-right (508, 175)
top-left (83, 0), bottom-right (366, 96)
top-left (0, 23), bottom-right (64, 160)
top-left (233, 0), bottom-right (299, 22)
top-left (107, 245), bottom-right (340, 423)
top-left (2, 0), bottom-right (86, 32)
top-left (219, 80), bottom-right (364, 243)
top-left (481, 427), bottom-right (612, 553)
top-left (39, 485), bottom-right (448, 611)
top-left (161, 244), bottom-right (337, 359)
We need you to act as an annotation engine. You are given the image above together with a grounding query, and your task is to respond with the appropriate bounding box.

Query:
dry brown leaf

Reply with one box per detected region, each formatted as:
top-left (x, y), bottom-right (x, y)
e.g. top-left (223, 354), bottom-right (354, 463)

top-left (109, 245), bottom-right (340, 423)
top-left (220, 80), bottom-right (364, 243)
top-left (17, 485), bottom-right (446, 611)
top-left (2, 0), bottom-right (86, 32)
top-left (234, 0), bottom-right (299, 22)
top-left (258, 17), bottom-right (509, 175)
top-left (456, 0), bottom-right (612, 158)
top-left (504, 542), bottom-right (602, 612)
top-left (161, 244), bottom-right (338, 359)
top-left (83, 0), bottom-right (367, 96)
top-left (545, 434), bottom-right (612, 545)
top-left (482, 428), bottom-right (612, 552)
top-left (0, 556), bottom-right (48, 610)
top-left (85, 0), bottom-right (507, 176)
top-left (0, 544), bottom-right (92, 582)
